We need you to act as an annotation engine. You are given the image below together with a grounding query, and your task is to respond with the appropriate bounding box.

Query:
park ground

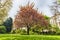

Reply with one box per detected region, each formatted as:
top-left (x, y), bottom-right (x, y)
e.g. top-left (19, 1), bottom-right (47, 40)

top-left (0, 34), bottom-right (60, 40)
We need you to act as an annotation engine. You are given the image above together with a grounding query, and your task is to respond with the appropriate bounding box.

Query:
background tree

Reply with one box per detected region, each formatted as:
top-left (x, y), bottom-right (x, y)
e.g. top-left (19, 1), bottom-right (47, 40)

top-left (50, 0), bottom-right (60, 26)
top-left (14, 3), bottom-right (50, 35)
top-left (0, 0), bottom-right (12, 25)
top-left (3, 17), bottom-right (13, 33)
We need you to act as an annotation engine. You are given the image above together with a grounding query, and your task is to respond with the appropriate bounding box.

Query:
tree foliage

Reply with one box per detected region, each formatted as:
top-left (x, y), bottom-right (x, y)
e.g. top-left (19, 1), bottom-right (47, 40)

top-left (50, 0), bottom-right (60, 26)
top-left (0, 0), bottom-right (12, 24)
top-left (3, 17), bottom-right (13, 33)
top-left (0, 26), bottom-right (6, 33)
top-left (58, 0), bottom-right (60, 3)
top-left (14, 3), bottom-right (50, 35)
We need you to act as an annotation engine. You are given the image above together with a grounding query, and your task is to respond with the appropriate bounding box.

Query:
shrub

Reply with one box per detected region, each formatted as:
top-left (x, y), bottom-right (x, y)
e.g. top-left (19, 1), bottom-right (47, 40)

top-left (0, 26), bottom-right (6, 33)
top-left (11, 29), bottom-right (27, 35)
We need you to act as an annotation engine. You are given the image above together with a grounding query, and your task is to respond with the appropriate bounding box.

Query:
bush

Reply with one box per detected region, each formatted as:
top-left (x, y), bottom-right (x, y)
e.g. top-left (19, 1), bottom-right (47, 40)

top-left (31, 25), bottom-right (49, 35)
top-left (11, 29), bottom-right (27, 35)
top-left (40, 25), bottom-right (60, 35)
top-left (50, 25), bottom-right (60, 35)
top-left (56, 30), bottom-right (60, 35)
top-left (0, 26), bottom-right (6, 33)
top-left (11, 24), bottom-right (60, 35)
top-left (20, 29), bottom-right (27, 35)
top-left (29, 30), bottom-right (39, 35)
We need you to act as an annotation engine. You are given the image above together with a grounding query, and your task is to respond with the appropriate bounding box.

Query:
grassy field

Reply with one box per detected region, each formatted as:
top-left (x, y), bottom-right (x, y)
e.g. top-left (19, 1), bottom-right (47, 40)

top-left (0, 34), bottom-right (60, 40)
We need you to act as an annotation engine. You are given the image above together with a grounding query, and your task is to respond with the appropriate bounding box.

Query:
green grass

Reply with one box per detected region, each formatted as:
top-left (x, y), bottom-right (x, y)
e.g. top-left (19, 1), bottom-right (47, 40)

top-left (0, 34), bottom-right (60, 40)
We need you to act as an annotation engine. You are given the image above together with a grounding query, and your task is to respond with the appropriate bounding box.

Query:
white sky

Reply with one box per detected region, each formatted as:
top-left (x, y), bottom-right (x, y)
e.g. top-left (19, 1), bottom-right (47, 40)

top-left (8, 0), bottom-right (55, 19)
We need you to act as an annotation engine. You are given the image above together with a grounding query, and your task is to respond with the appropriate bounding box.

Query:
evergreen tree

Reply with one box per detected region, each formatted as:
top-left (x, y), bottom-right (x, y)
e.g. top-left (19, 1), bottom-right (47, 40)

top-left (3, 17), bottom-right (13, 33)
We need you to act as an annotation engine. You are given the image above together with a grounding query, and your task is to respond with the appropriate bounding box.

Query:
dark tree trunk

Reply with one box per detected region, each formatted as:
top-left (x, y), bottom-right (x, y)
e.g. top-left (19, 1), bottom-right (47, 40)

top-left (27, 25), bottom-right (30, 35)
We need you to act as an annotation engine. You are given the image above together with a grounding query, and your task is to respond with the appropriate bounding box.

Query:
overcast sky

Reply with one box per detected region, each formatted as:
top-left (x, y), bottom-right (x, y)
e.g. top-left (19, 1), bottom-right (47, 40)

top-left (8, 0), bottom-right (55, 19)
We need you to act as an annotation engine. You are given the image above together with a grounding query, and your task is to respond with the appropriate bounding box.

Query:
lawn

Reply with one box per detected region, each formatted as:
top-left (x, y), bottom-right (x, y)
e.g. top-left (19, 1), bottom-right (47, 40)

top-left (0, 34), bottom-right (60, 40)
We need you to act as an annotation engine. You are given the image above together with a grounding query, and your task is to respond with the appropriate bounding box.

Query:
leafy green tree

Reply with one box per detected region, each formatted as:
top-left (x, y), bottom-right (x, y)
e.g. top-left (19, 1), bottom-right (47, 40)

top-left (3, 17), bottom-right (13, 33)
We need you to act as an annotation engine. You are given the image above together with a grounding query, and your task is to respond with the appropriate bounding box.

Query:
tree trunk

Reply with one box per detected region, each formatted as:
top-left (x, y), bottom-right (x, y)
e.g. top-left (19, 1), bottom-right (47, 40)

top-left (27, 25), bottom-right (30, 35)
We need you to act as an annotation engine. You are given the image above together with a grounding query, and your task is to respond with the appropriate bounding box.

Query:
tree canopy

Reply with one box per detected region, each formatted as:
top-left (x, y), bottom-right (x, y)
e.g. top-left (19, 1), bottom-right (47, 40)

top-left (14, 3), bottom-right (50, 35)
top-left (0, 0), bottom-right (12, 24)
top-left (3, 17), bottom-right (13, 33)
